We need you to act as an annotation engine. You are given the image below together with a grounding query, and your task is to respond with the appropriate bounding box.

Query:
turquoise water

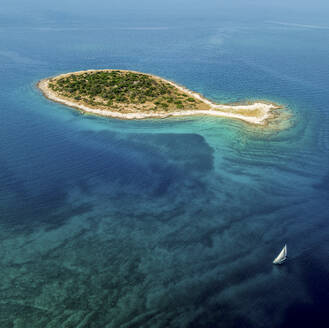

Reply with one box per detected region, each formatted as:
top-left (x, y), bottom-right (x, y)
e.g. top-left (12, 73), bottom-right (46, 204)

top-left (1, 1), bottom-right (329, 327)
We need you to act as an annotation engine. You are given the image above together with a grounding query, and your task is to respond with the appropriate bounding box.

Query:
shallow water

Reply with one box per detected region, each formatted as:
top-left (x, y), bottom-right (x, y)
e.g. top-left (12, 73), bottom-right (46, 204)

top-left (1, 1), bottom-right (329, 327)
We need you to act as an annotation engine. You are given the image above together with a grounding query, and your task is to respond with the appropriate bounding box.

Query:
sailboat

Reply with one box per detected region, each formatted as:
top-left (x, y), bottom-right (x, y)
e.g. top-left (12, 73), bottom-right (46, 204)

top-left (273, 244), bottom-right (287, 264)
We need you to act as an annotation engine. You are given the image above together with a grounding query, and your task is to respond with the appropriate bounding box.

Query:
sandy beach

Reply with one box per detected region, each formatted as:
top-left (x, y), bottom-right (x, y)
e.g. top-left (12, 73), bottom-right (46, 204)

top-left (38, 70), bottom-right (281, 125)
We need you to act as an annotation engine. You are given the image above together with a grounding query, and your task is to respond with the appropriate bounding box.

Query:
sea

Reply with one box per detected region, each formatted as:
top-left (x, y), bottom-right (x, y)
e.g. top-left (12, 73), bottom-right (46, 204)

top-left (0, 1), bottom-right (329, 327)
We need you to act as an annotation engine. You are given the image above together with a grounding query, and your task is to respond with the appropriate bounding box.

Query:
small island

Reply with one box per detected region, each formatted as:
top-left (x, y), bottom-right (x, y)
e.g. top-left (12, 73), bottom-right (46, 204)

top-left (38, 69), bottom-right (283, 125)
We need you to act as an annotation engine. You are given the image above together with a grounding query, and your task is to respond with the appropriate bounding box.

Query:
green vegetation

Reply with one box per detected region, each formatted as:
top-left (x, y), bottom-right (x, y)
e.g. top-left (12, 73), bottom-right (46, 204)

top-left (48, 70), bottom-right (201, 111)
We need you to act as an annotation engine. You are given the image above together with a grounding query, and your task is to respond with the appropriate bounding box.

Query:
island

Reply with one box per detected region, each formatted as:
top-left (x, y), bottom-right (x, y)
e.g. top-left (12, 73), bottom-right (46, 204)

top-left (38, 69), bottom-right (283, 125)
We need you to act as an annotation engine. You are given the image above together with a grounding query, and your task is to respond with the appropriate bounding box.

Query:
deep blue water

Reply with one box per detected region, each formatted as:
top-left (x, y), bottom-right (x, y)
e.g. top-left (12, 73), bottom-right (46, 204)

top-left (1, 1), bottom-right (329, 327)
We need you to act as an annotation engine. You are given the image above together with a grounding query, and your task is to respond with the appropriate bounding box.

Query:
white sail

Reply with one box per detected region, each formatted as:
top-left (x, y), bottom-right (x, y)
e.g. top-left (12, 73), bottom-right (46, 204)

top-left (273, 244), bottom-right (287, 264)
